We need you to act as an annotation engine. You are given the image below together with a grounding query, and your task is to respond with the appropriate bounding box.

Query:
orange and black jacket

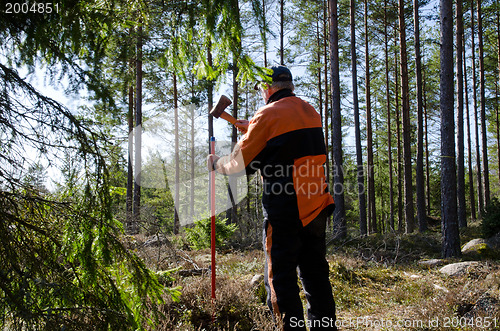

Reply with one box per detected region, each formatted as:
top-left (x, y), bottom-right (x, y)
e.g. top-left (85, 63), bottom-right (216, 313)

top-left (215, 89), bottom-right (334, 226)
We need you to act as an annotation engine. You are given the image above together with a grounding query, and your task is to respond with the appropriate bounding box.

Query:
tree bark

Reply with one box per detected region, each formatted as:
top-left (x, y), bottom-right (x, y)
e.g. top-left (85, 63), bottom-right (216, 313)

top-left (498, 10), bottom-right (500, 189)
top-left (173, 73), bottom-right (180, 234)
top-left (385, 0), bottom-right (394, 231)
top-left (463, 39), bottom-right (476, 221)
top-left (126, 55), bottom-right (134, 232)
top-left (351, 0), bottom-right (367, 236)
top-left (365, 0), bottom-right (376, 233)
top-left (190, 80), bottom-right (195, 221)
top-left (323, 2), bottom-right (330, 187)
top-left (280, 0), bottom-right (284, 65)
top-left (414, 0), bottom-right (426, 232)
top-left (440, 0), bottom-right (461, 258)
top-left (328, 0), bottom-right (346, 238)
top-left (133, 24), bottom-right (143, 234)
top-left (456, 0), bottom-right (467, 228)
top-left (477, 0), bottom-right (490, 207)
top-left (424, 81), bottom-right (432, 216)
top-left (395, 27), bottom-right (403, 233)
top-left (399, 0), bottom-right (414, 234)
top-left (471, 0), bottom-right (484, 218)
top-left (263, 0), bottom-right (268, 67)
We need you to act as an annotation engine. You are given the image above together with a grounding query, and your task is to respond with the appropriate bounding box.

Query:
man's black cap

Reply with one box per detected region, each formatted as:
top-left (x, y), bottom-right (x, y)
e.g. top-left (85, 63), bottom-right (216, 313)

top-left (254, 65), bottom-right (293, 90)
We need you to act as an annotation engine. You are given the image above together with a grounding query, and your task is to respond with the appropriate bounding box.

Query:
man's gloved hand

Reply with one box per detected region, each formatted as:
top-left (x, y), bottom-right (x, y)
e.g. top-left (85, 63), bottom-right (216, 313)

top-left (207, 154), bottom-right (220, 172)
top-left (234, 119), bottom-right (249, 133)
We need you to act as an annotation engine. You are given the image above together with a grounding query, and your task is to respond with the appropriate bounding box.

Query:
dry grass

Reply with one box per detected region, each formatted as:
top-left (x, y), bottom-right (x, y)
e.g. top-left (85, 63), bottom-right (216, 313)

top-left (135, 221), bottom-right (500, 330)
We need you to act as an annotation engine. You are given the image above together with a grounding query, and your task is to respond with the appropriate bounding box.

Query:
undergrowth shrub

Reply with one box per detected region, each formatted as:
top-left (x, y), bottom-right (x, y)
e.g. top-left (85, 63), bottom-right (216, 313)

top-left (159, 275), bottom-right (275, 330)
top-left (482, 198), bottom-right (500, 238)
top-left (184, 217), bottom-right (238, 250)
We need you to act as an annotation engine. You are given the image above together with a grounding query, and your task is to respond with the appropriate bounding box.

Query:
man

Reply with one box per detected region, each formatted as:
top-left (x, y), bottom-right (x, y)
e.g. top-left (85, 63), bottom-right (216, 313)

top-left (208, 65), bottom-right (336, 330)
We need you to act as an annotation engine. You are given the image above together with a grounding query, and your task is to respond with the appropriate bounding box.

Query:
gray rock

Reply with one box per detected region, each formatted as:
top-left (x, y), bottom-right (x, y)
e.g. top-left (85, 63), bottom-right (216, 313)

top-left (485, 273), bottom-right (500, 290)
top-left (462, 238), bottom-right (489, 252)
top-left (461, 238), bottom-right (497, 259)
top-left (418, 259), bottom-right (446, 267)
top-left (439, 261), bottom-right (479, 277)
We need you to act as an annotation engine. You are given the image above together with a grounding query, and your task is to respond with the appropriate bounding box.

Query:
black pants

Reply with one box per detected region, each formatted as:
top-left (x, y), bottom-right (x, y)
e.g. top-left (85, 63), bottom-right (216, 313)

top-left (263, 209), bottom-right (336, 330)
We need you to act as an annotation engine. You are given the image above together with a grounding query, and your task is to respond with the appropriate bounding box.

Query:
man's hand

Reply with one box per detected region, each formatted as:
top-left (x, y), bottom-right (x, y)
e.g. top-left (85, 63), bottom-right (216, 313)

top-left (207, 154), bottom-right (220, 172)
top-left (234, 119), bottom-right (249, 133)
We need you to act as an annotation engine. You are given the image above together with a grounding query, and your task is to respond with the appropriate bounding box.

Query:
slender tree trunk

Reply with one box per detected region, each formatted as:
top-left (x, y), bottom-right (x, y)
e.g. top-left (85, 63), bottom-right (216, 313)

top-left (477, 0), bottom-right (490, 207)
top-left (471, 0), bottom-right (484, 218)
top-left (456, 0), bottom-right (467, 228)
top-left (463, 40), bottom-right (477, 221)
top-left (227, 65), bottom-right (239, 224)
top-left (227, 0), bottom-right (241, 224)
top-left (208, 40), bottom-right (214, 144)
top-left (385, 0), bottom-right (394, 231)
top-left (126, 56), bottom-right (134, 232)
top-left (440, 0), bottom-right (461, 258)
top-left (280, 0), bottom-right (284, 65)
top-left (399, 0), bottom-right (415, 233)
top-left (329, 0), bottom-right (346, 238)
top-left (498, 10), bottom-right (500, 188)
top-left (395, 29), bottom-right (403, 233)
top-left (317, 20), bottom-right (323, 126)
top-left (173, 73), bottom-right (180, 234)
top-left (133, 24), bottom-right (143, 234)
top-left (414, 0), bottom-right (426, 232)
top-left (497, 84), bottom-right (500, 189)
top-left (365, 0), bottom-right (376, 233)
top-left (424, 82), bottom-right (432, 216)
top-left (190, 82), bottom-right (195, 221)
top-left (323, 3), bottom-right (330, 187)
top-left (263, 0), bottom-right (268, 67)
top-left (351, 0), bottom-right (367, 236)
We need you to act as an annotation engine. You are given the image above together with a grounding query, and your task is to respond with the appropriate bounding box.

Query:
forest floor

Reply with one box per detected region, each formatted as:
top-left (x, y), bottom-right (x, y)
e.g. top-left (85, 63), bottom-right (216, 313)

top-left (134, 220), bottom-right (500, 330)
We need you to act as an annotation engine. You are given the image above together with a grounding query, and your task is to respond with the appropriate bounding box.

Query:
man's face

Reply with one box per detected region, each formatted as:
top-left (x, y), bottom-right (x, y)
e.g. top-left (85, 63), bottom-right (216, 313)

top-left (259, 83), bottom-right (271, 102)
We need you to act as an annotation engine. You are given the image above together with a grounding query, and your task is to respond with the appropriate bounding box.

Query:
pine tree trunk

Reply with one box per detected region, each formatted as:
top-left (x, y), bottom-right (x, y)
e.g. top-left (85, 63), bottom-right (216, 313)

top-left (463, 41), bottom-right (476, 221)
top-left (365, 0), bottom-right (376, 233)
top-left (456, 0), bottom-right (467, 228)
top-left (497, 10), bottom-right (500, 189)
top-left (280, 0), bottom-right (284, 65)
top-left (477, 0), bottom-right (490, 207)
top-left (207, 41), bottom-right (214, 233)
top-left (190, 83), bottom-right (195, 221)
top-left (385, 0), bottom-right (394, 231)
top-left (263, 0), bottom-right (268, 67)
top-left (351, 0), bottom-right (367, 236)
top-left (208, 40), bottom-right (214, 144)
top-left (126, 56), bottom-right (134, 232)
top-left (414, 0), bottom-right (426, 232)
top-left (395, 29), bottom-right (403, 233)
top-left (173, 73), bottom-right (180, 234)
top-left (133, 24), bottom-right (143, 234)
top-left (440, 0), bottom-right (461, 258)
top-left (317, 20), bottom-right (323, 127)
top-left (471, 0), bottom-right (484, 217)
top-left (399, 0), bottom-right (415, 233)
top-left (328, 0), bottom-right (346, 238)
top-left (323, 3), bottom-right (331, 187)
top-left (424, 85), bottom-right (432, 216)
